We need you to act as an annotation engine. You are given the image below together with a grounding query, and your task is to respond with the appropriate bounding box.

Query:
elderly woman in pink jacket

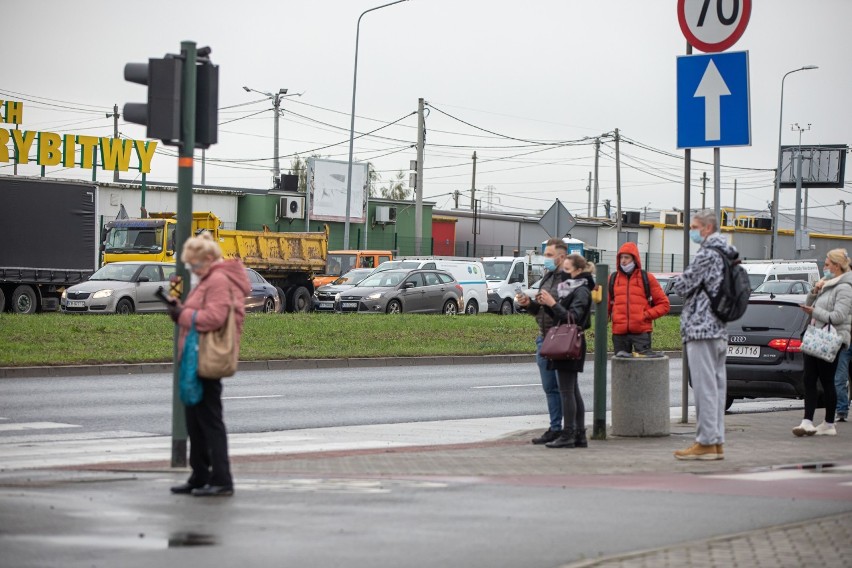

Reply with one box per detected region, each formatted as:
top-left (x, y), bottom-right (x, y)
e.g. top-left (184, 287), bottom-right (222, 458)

top-left (166, 232), bottom-right (250, 497)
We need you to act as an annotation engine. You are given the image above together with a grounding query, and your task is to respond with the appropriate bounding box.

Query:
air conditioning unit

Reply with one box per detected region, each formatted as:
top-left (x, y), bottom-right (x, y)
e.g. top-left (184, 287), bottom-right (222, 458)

top-left (375, 206), bottom-right (397, 224)
top-left (660, 210), bottom-right (684, 225)
top-left (277, 196), bottom-right (305, 220)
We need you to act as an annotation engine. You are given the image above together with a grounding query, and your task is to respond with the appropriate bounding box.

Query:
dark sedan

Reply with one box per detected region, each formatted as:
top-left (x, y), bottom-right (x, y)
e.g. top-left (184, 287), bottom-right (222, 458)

top-left (245, 268), bottom-right (281, 313)
top-left (313, 268), bottom-right (373, 312)
top-left (653, 272), bottom-right (683, 315)
top-left (725, 294), bottom-right (822, 410)
top-left (334, 269), bottom-right (462, 314)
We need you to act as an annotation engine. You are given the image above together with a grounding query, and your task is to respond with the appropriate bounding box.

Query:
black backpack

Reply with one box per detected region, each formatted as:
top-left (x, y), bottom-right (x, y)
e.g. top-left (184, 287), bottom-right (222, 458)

top-left (608, 269), bottom-right (653, 306)
top-left (702, 245), bottom-right (750, 322)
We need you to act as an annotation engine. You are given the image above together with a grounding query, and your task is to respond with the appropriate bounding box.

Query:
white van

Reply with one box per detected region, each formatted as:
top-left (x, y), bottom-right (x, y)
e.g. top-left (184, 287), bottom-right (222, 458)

top-left (390, 258), bottom-right (488, 315)
top-left (481, 256), bottom-right (532, 315)
top-left (741, 260), bottom-right (820, 289)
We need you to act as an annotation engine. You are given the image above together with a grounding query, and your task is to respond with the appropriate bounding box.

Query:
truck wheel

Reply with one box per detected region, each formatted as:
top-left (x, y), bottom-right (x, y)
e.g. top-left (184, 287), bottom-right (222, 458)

top-left (465, 299), bottom-right (479, 315)
top-left (115, 298), bottom-right (135, 315)
top-left (275, 287), bottom-right (286, 313)
top-left (499, 299), bottom-right (514, 315)
top-left (11, 285), bottom-right (38, 314)
top-left (288, 286), bottom-right (311, 313)
top-left (0, 287), bottom-right (5, 312)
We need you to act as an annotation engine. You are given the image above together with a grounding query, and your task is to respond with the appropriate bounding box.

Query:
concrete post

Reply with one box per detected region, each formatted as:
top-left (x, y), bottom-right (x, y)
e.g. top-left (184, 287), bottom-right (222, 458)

top-left (611, 356), bottom-right (670, 437)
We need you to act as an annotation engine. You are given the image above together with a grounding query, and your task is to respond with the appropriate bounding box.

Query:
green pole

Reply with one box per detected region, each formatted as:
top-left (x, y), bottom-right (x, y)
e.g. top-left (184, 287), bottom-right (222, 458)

top-left (171, 40), bottom-right (198, 468)
top-left (91, 147), bottom-right (98, 182)
top-left (592, 263), bottom-right (609, 440)
top-left (141, 172), bottom-right (147, 211)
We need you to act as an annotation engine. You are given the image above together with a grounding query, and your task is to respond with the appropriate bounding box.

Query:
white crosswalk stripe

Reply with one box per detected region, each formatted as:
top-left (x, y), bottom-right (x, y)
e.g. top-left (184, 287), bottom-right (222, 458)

top-left (0, 422), bottom-right (81, 432)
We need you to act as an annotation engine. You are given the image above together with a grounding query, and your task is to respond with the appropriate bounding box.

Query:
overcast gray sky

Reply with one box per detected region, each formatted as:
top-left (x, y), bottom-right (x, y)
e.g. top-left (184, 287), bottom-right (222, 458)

top-left (4, 0), bottom-right (851, 223)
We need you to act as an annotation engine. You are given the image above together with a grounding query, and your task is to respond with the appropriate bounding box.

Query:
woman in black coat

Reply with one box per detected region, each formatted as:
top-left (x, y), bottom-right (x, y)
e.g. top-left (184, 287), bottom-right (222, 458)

top-left (520, 251), bottom-right (593, 448)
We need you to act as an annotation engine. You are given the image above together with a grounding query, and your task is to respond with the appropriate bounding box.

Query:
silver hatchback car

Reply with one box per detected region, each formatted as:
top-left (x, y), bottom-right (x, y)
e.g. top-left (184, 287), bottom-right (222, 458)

top-left (61, 261), bottom-right (176, 314)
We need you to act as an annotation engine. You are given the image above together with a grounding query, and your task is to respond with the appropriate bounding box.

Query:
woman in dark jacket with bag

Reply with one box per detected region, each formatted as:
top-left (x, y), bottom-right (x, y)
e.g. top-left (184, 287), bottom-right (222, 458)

top-left (165, 232), bottom-right (251, 497)
top-left (518, 241), bottom-right (593, 449)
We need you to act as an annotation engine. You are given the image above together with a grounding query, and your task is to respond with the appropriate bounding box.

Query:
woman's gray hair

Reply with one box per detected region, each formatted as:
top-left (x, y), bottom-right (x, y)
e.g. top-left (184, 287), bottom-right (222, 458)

top-left (692, 209), bottom-right (718, 231)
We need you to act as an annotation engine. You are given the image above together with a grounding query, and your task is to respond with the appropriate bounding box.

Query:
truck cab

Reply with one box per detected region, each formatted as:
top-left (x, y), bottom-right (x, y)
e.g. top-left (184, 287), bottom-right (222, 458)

top-left (482, 256), bottom-right (531, 314)
top-left (313, 250), bottom-right (393, 288)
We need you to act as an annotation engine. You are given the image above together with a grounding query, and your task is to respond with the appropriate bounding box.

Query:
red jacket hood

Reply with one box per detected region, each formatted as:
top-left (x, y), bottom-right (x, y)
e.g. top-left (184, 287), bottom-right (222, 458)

top-left (208, 259), bottom-right (252, 295)
top-left (617, 242), bottom-right (642, 270)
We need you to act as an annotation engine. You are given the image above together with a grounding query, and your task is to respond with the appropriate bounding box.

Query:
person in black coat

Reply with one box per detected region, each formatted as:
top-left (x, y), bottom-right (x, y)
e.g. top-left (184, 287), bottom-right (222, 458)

top-left (518, 244), bottom-right (593, 449)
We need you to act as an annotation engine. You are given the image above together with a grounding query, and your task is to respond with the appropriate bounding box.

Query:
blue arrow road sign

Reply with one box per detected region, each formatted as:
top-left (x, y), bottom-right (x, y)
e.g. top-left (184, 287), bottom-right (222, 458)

top-left (677, 50), bottom-right (751, 149)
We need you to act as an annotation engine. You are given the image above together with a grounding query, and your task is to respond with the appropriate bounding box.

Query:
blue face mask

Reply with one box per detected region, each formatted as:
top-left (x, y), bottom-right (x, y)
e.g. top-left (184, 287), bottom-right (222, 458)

top-left (824, 269), bottom-right (834, 279)
top-left (543, 258), bottom-right (557, 271)
top-left (689, 229), bottom-right (703, 244)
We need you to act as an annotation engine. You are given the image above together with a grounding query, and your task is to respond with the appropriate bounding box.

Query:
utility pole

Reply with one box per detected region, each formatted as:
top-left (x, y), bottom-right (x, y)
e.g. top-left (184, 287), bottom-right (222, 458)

top-left (593, 138), bottom-right (600, 217)
top-left (701, 171), bottom-right (709, 210)
top-left (586, 171), bottom-right (592, 217)
top-left (414, 97), bottom-right (424, 255)
top-left (106, 104), bottom-right (120, 182)
top-left (839, 200), bottom-right (848, 235)
top-left (272, 90), bottom-right (285, 183)
top-left (732, 178), bottom-right (737, 227)
top-left (614, 129), bottom-right (622, 235)
top-left (470, 151), bottom-right (477, 210)
top-left (453, 190), bottom-right (460, 209)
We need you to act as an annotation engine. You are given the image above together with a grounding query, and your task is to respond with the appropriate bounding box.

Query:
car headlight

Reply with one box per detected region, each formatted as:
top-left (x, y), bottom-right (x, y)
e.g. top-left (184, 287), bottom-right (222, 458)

top-left (335, 292), bottom-right (341, 302)
top-left (366, 292), bottom-right (383, 300)
top-left (92, 289), bottom-right (114, 299)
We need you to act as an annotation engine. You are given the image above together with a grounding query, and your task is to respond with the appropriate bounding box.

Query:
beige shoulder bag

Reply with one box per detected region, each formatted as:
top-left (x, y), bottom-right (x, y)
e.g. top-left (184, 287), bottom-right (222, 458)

top-left (198, 290), bottom-right (239, 378)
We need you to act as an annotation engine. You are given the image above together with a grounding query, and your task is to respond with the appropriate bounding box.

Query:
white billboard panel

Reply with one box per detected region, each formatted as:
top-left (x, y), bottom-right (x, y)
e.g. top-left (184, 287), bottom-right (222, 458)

top-left (306, 158), bottom-right (368, 222)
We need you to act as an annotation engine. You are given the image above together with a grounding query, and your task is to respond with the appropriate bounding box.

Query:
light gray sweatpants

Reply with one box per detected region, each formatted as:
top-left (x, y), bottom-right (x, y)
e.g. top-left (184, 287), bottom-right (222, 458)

top-left (686, 338), bottom-right (727, 446)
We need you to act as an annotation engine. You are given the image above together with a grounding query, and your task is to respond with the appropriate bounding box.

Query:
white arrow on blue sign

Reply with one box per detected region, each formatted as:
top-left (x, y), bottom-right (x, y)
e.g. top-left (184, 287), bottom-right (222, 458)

top-left (677, 50), bottom-right (751, 149)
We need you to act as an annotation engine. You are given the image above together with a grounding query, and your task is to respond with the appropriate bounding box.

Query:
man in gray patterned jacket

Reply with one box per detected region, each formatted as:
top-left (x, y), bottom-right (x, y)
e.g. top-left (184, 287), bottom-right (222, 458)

top-left (672, 210), bottom-right (738, 461)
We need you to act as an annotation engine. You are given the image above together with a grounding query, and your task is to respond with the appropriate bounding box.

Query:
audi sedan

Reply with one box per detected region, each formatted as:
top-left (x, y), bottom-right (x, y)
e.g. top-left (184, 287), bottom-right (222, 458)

top-left (725, 295), bottom-right (820, 410)
top-left (334, 269), bottom-right (462, 314)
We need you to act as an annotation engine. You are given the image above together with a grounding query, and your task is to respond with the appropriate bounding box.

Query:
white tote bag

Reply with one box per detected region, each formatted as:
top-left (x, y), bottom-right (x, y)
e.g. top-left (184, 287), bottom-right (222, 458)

top-left (801, 320), bottom-right (843, 363)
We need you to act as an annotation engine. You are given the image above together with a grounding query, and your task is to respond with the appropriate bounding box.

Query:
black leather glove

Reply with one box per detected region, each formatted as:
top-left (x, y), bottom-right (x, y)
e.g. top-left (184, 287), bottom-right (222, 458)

top-left (166, 300), bottom-right (182, 323)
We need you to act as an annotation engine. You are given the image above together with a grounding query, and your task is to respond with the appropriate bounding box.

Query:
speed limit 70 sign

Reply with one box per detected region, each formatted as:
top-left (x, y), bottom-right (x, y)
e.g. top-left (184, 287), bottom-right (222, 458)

top-left (678, 0), bottom-right (752, 52)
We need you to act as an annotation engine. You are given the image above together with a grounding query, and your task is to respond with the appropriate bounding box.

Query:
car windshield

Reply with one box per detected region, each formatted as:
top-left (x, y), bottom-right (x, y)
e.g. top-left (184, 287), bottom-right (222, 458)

top-left (747, 274), bottom-right (767, 289)
top-left (483, 261), bottom-right (512, 280)
top-left (372, 261), bottom-right (422, 273)
top-left (753, 281), bottom-right (800, 294)
top-left (357, 270), bottom-right (408, 288)
top-left (333, 269), bottom-right (371, 286)
top-left (89, 264), bottom-right (142, 282)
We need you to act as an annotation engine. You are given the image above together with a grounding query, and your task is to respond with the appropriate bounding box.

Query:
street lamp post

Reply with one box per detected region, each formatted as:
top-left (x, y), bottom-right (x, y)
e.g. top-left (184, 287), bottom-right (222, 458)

top-left (839, 200), bottom-right (848, 236)
top-left (769, 65), bottom-right (818, 259)
top-left (243, 86), bottom-right (292, 186)
top-left (343, 0), bottom-right (408, 250)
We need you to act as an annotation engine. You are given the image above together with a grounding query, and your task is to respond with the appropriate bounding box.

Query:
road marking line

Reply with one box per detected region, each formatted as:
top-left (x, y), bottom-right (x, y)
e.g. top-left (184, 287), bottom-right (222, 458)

top-left (470, 383), bottom-right (540, 389)
top-left (0, 422), bottom-right (81, 432)
top-left (222, 395), bottom-right (286, 400)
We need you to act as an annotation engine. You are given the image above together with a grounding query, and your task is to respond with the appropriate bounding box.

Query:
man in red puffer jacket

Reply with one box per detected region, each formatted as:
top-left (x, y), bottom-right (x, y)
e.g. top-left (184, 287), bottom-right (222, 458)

top-left (607, 242), bottom-right (670, 355)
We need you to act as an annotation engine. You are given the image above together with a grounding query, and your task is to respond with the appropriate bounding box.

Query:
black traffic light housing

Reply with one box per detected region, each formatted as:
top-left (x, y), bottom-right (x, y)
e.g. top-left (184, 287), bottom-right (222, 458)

top-left (124, 50), bottom-right (218, 148)
top-left (124, 58), bottom-right (182, 143)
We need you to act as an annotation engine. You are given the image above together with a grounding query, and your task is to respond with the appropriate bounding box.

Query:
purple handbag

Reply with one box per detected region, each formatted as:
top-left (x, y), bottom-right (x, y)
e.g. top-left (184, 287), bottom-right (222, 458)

top-left (539, 314), bottom-right (583, 360)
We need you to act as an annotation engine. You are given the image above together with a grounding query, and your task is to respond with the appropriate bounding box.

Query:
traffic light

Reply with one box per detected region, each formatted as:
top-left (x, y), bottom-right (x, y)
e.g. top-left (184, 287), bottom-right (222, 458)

top-left (195, 62), bottom-right (219, 149)
top-left (124, 58), bottom-right (182, 143)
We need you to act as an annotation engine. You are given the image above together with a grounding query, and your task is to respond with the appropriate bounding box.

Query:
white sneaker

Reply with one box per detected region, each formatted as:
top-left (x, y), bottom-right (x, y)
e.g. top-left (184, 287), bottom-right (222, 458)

top-left (793, 419), bottom-right (818, 437)
top-left (815, 422), bottom-right (837, 436)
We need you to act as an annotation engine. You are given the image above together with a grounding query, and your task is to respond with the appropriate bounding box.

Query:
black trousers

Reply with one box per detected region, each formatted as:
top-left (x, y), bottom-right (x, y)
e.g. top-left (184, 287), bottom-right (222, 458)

top-left (803, 353), bottom-right (838, 424)
top-left (185, 379), bottom-right (233, 487)
top-left (556, 370), bottom-right (586, 434)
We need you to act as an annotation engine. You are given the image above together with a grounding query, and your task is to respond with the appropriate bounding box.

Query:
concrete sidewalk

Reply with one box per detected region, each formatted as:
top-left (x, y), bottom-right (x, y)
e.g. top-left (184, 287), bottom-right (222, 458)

top-left (2, 407), bottom-right (850, 567)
